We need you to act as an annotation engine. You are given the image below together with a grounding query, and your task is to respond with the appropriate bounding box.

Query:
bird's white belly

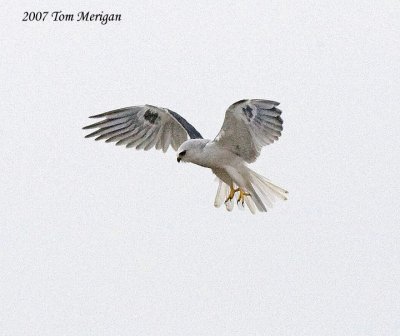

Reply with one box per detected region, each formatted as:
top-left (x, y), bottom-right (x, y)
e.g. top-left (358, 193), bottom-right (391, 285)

top-left (197, 142), bottom-right (243, 168)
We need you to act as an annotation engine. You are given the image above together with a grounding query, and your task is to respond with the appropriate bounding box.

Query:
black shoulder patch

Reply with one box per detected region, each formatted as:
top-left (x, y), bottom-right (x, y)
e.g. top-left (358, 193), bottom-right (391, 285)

top-left (144, 110), bottom-right (159, 124)
top-left (242, 105), bottom-right (254, 121)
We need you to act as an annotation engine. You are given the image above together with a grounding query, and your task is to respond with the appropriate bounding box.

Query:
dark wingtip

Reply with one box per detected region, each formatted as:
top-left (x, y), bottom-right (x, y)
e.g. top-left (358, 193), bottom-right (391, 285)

top-left (84, 129), bottom-right (102, 138)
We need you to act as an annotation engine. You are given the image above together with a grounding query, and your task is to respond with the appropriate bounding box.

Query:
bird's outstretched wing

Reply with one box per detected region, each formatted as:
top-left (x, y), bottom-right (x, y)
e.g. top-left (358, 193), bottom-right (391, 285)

top-left (83, 105), bottom-right (202, 152)
top-left (213, 99), bottom-right (283, 163)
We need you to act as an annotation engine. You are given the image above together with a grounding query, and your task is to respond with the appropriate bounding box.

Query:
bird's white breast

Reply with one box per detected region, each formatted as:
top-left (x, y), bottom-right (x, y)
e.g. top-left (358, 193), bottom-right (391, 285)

top-left (197, 141), bottom-right (243, 169)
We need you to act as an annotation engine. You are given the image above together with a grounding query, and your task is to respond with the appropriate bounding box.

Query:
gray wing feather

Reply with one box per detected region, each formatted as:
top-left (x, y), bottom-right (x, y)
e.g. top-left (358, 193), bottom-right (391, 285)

top-left (83, 105), bottom-right (202, 152)
top-left (162, 127), bottom-right (172, 152)
top-left (213, 99), bottom-right (283, 163)
top-left (167, 110), bottom-right (203, 139)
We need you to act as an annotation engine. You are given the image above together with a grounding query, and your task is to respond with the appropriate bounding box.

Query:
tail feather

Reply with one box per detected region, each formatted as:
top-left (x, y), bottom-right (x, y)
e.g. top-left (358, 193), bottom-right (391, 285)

top-left (251, 172), bottom-right (288, 201)
top-left (213, 167), bottom-right (288, 214)
top-left (244, 183), bottom-right (268, 212)
top-left (244, 194), bottom-right (257, 214)
top-left (247, 173), bottom-right (275, 208)
top-left (214, 179), bottom-right (229, 208)
top-left (246, 168), bottom-right (288, 212)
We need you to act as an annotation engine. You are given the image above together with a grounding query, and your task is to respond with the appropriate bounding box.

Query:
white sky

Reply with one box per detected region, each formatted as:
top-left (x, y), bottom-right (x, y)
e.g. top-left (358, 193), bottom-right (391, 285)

top-left (1, 1), bottom-right (400, 335)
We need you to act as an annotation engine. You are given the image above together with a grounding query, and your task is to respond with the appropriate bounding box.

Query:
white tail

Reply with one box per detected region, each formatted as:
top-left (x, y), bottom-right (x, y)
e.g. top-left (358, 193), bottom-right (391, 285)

top-left (214, 168), bottom-right (288, 214)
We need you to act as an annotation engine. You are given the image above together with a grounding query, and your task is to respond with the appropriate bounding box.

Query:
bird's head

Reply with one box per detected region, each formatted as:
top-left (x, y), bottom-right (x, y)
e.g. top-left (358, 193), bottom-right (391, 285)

top-left (176, 139), bottom-right (207, 163)
top-left (176, 149), bottom-right (186, 163)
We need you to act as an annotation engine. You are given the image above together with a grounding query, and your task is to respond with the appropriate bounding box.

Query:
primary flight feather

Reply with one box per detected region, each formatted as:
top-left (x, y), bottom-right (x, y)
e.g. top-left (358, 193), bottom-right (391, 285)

top-left (83, 99), bottom-right (288, 213)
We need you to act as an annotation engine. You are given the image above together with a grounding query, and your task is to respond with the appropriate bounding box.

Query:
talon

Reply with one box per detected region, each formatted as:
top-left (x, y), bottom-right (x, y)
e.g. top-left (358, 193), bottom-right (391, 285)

top-left (225, 187), bottom-right (250, 205)
top-left (225, 186), bottom-right (240, 203)
top-left (237, 189), bottom-right (250, 204)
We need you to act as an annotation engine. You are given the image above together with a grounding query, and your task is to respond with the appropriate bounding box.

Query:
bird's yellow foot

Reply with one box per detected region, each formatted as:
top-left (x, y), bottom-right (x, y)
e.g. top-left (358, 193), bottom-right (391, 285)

top-left (224, 187), bottom-right (251, 204)
top-left (225, 187), bottom-right (240, 203)
top-left (237, 189), bottom-right (250, 205)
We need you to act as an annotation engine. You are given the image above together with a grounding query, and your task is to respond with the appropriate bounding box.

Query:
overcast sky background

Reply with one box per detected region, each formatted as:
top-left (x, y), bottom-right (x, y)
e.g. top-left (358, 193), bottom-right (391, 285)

top-left (1, 1), bottom-right (400, 335)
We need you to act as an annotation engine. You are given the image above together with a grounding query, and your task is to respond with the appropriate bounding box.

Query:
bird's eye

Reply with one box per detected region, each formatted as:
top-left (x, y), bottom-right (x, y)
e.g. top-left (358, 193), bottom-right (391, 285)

top-left (179, 150), bottom-right (187, 156)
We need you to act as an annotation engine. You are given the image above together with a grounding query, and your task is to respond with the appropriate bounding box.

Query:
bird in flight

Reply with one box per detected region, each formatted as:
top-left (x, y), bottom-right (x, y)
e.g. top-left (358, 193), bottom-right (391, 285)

top-left (83, 99), bottom-right (288, 213)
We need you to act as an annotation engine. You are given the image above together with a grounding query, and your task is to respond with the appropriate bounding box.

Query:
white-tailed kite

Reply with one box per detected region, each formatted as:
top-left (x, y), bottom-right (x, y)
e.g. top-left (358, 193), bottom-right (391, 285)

top-left (83, 99), bottom-right (288, 213)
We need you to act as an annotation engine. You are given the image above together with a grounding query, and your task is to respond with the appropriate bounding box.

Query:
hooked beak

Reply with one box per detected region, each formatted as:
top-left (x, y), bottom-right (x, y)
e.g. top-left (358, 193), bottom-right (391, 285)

top-left (177, 157), bottom-right (181, 163)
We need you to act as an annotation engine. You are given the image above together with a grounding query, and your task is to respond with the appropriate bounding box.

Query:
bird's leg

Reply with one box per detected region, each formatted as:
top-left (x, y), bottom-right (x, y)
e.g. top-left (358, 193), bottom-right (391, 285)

top-left (237, 188), bottom-right (250, 205)
top-left (225, 186), bottom-right (240, 203)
